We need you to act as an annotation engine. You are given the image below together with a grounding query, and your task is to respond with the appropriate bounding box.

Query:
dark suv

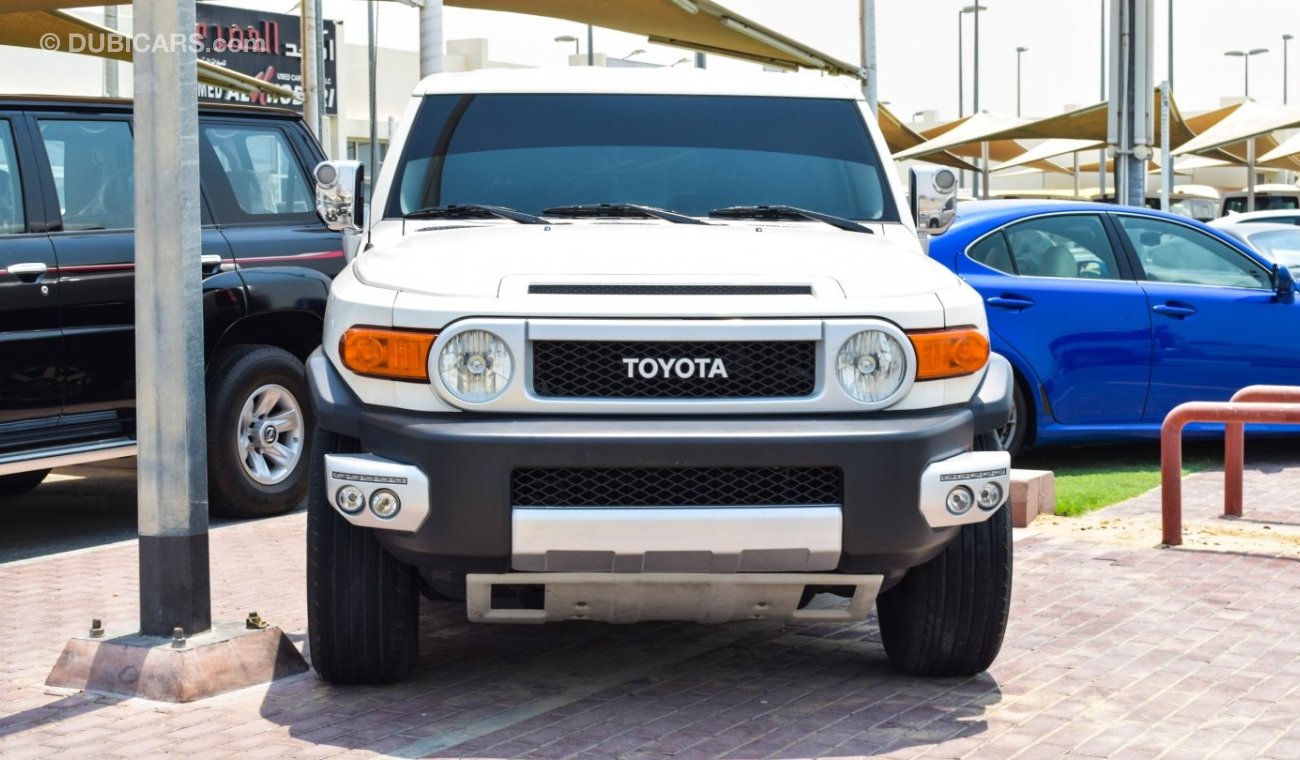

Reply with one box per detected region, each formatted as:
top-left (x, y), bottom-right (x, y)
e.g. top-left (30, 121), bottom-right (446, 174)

top-left (0, 97), bottom-right (342, 517)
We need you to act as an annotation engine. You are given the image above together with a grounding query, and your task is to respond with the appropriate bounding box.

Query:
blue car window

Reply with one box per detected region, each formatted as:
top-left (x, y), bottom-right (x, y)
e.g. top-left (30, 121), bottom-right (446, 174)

top-left (968, 233), bottom-right (1015, 274)
top-left (1118, 216), bottom-right (1272, 289)
top-left (1000, 215), bottom-right (1120, 280)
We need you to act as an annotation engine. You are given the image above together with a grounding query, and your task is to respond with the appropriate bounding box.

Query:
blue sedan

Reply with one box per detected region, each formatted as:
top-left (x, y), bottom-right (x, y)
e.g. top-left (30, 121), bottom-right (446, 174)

top-left (928, 200), bottom-right (1299, 457)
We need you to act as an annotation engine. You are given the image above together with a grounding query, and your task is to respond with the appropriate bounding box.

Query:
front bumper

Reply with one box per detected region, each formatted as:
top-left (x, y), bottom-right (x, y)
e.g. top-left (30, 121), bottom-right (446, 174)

top-left (308, 350), bottom-right (1013, 575)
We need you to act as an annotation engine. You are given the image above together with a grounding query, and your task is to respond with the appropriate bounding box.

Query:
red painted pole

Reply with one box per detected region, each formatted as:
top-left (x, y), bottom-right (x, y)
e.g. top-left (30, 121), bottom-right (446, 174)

top-left (1225, 387), bottom-right (1300, 518)
top-left (1161, 399), bottom-right (1300, 546)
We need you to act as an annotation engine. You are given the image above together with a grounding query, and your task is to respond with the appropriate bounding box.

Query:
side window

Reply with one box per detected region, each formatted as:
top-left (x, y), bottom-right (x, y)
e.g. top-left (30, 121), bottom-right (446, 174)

top-left (967, 232), bottom-right (1015, 274)
top-left (38, 119), bottom-right (134, 231)
top-left (1117, 216), bottom-right (1272, 289)
top-left (0, 120), bottom-right (23, 234)
top-left (1001, 215), bottom-right (1122, 280)
top-left (201, 125), bottom-right (312, 219)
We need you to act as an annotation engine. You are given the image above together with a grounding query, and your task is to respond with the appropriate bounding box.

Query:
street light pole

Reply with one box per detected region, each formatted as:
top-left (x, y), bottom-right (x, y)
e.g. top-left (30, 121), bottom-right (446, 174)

top-left (1016, 46), bottom-right (1028, 117)
top-left (1225, 48), bottom-right (1269, 99)
top-left (1284, 34), bottom-right (1293, 104)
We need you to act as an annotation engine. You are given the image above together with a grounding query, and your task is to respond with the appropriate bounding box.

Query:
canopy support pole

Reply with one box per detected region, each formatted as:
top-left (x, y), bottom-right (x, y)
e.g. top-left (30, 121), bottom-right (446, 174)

top-left (860, 0), bottom-right (878, 115)
top-left (302, 0), bottom-right (322, 137)
top-left (1247, 138), bottom-right (1257, 212)
top-left (1160, 82), bottom-right (1171, 211)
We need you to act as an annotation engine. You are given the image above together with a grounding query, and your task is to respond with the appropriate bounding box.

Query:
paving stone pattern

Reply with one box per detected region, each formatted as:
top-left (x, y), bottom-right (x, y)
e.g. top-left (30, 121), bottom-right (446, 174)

top-left (2, 460), bottom-right (1299, 759)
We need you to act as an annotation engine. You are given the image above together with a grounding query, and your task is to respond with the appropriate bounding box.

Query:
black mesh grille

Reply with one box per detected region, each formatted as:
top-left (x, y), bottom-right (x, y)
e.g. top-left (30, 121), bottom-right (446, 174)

top-left (528, 284), bottom-right (812, 296)
top-left (512, 467), bottom-right (842, 507)
top-left (531, 341), bottom-right (816, 398)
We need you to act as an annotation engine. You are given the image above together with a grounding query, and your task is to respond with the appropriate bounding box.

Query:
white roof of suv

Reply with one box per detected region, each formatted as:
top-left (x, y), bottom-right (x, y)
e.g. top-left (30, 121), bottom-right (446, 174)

top-left (1208, 209), bottom-right (1300, 227)
top-left (413, 67), bottom-right (866, 100)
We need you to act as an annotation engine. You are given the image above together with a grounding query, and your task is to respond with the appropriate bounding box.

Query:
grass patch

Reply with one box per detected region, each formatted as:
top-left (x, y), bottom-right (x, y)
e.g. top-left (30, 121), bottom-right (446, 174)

top-left (1016, 442), bottom-right (1223, 517)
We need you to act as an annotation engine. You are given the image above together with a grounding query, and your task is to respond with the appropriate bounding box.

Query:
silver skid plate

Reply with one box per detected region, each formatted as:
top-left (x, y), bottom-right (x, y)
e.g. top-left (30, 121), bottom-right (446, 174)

top-left (465, 572), bottom-right (882, 624)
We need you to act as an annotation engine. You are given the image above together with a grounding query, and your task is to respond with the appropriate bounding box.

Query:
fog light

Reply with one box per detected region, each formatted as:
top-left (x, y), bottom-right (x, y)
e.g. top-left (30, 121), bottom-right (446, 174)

top-left (945, 486), bottom-right (974, 515)
top-left (977, 481), bottom-right (1004, 510)
top-left (335, 485), bottom-right (365, 514)
top-left (369, 488), bottom-right (401, 519)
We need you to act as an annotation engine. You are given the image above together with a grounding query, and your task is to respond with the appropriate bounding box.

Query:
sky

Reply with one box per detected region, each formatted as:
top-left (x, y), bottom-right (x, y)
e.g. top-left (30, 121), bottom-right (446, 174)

top-left (12, 1), bottom-right (1300, 120)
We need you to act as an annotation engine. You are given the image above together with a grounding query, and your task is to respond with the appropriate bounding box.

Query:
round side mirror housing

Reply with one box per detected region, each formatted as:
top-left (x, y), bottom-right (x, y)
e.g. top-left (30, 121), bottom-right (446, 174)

top-left (909, 166), bottom-right (959, 236)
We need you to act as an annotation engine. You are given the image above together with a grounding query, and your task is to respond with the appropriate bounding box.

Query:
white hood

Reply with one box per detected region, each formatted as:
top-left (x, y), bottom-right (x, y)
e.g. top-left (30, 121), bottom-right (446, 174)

top-left (356, 222), bottom-right (959, 300)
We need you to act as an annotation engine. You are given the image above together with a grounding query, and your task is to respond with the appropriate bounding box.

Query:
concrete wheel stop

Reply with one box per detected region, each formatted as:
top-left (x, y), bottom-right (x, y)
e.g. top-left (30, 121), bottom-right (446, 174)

top-left (45, 615), bottom-right (308, 703)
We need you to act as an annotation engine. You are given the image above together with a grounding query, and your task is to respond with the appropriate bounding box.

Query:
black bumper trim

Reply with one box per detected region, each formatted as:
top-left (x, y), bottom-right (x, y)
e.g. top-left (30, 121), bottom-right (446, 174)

top-left (306, 349), bottom-right (1013, 575)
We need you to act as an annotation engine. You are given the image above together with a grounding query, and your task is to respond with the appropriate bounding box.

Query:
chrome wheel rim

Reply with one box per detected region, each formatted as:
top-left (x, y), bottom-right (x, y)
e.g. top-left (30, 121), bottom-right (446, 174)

top-left (236, 383), bottom-right (304, 486)
top-left (996, 396), bottom-right (1019, 453)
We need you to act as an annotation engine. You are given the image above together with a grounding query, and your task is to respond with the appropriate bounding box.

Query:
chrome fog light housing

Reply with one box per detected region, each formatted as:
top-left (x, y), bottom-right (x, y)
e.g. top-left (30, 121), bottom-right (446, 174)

top-left (977, 481), bottom-right (1004, 510)
top-left (438, 329), bottom-right (513, 402)
top-left (836, 329), bottom-right (908, 403)
top-left (369, 488), bottom-right (401, 519)
top-left (945, 486), bottom-right (975, 516)
top-left (335, 485), bottom-right (365, 514)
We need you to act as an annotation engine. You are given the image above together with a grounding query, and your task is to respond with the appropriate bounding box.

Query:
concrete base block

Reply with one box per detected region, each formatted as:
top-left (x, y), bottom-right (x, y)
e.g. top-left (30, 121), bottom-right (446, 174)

top-left (1010, 469), bottom-right (1056, 527)
top-left (46, 622), bottom-right (308, 703)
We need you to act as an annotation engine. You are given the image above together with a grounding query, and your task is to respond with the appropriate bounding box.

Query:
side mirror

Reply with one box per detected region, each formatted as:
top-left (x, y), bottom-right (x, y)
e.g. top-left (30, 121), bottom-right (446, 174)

top-left (1275, 263), bottom-right (1295, 299)
top-left (909, 165), bottom-right (959, 235)
top-left (313, 160), bottom-right (365, 233)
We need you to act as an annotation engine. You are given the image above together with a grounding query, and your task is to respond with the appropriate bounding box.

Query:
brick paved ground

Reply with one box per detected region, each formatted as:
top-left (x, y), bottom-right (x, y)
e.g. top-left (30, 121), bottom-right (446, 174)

top-left (1, 453), bottom-right (1298, 759)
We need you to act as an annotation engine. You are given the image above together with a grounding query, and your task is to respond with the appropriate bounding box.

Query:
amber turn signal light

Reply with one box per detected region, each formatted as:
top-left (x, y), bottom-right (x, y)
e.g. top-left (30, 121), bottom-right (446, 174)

top-left (909, 328), bottom-right (989, 381)
top-left (339, 327), bottom-right (437, 382)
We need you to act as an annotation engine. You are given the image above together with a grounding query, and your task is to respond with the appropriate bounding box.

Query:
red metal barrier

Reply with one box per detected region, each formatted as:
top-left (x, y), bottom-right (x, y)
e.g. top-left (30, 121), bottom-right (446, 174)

top-left (1225, 386), bottom-right (1300, 516)
top-left (1161, 389), bottom-right (1300, 546)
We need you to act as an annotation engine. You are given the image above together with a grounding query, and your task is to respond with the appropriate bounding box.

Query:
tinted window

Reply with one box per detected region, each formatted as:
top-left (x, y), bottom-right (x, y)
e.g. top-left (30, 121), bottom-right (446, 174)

top-left (1118, 216), bottom-right (1271, 289)
top-left (967, 232), bottom-right (1015, 274)
top-left (387, 94), bottom-right (897, 221)
top-left (0, 121), bottom-right (22, 234)
top-left (202, 125), bottom-right (312, 218)
top-left (1001, 215), bottom-right (1122, 280)
top-left (1243, 229), bottom-right (1300, 268)
top-left (38, 119), bottom-right (134, 231)
top-left (1225, 195), bottom-right (1300, 214)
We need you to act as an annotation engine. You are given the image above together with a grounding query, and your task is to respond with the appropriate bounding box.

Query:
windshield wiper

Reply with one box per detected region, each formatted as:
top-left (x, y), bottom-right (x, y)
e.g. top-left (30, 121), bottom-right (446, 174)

top-left (708, 205), bottom-right (874, 234)
top-left (543, 203), bottom-right (710, 225)
top-left (403, 204), bottom-right (551, 225)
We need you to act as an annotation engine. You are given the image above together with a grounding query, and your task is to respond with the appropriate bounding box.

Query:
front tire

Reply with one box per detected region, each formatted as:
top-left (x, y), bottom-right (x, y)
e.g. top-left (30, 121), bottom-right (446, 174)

top-left (206, 345), bottom-right (313, 518)
top-left (996, 381), bottom-right (1029, 460)
top-left (876, 432), bottom-right (1013, 677)
top-left (0, 469), bottom-right (50, 498)
top-left (307, 427), bottom-right (419, 684)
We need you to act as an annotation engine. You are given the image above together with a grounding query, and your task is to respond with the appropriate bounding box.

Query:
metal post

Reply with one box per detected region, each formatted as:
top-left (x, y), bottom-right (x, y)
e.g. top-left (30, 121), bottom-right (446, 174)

top-left (103, 5), bottom-right (119, 98)
top-left (135, 0), bottom-right (209, 638)
top-left (1247, 137), bottom-right (1257, 212)
top-left (368, 0), bottom-right (378, 200)
top-left (981, 141), bottom-right (990, 199)
top-left (302, 0), bottom-right (322, 137)
top-left (1246, 53), bottom-right (1251, 98)
top-left (1160, 82), bottom-right (1171, 211)
top-left (587, 24), bottom-right (594, 66)
top-left (1016, 47), bottom-right (1027, 117)
top-left (1073, 151), bottom-right (1081, 197)
top-left (1286, 34), bottom-right (1293, 104)
top-left (973, 4), bottom-right (981, 197)
top-left (695, 52), bottom-right (706, 68)
top-left (1167, 0), bottom-right (1173, 92)
top-left (861, 0), bottom-right (878, 115)
top-left (419, 0), bottom-right (444, 78)
top-left (1099, 0), bottom-right (1107, 199)
top-left (958, 11), bottom-right (964, 120)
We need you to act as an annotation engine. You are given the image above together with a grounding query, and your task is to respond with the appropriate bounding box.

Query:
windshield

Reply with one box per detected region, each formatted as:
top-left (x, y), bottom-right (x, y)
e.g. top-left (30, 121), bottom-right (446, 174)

top-left (385, 93), bottom-right (898, 222)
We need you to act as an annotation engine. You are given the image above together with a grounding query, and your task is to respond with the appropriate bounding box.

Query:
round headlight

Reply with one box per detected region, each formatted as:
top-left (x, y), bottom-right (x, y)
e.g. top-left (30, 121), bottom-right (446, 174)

top-left (438, 330), bottom-right (513, 402)
top-left (836, 329), bottom-right (908, 403)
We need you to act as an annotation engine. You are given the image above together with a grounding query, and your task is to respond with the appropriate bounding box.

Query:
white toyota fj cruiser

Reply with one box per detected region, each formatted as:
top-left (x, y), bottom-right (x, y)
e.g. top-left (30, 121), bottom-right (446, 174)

top-left (306, 68), bottom-right (1013, 684)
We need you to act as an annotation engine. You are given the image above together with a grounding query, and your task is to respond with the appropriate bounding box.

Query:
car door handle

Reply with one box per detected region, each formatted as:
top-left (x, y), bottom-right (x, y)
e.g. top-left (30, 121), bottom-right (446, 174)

top-left (1153, 303), bottom-right (1197, 318)
top-left (986, 295), bottom-right (1035, 310)
top-left (7, 262), bottom-right (48, 281)
top-left (201, 254), bottom-right (223, 272)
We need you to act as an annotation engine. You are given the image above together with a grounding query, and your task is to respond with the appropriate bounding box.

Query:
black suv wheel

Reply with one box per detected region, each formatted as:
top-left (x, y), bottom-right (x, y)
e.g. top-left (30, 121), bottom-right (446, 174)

top-left (876, 432), bottom-right (1013, 676)
top-left (307, 427), bottom-right (419, 684)
top-left (206, 345), bottom-right (313, 518)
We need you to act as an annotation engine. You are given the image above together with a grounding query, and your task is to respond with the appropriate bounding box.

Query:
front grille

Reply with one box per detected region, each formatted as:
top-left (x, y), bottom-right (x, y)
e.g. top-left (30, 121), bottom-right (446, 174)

top-left (531, 340), bottom-right (816, 398)
top-left (512, 467), bottom-right (842, 507)
top-left (528, 284), bottom-right (813, 296)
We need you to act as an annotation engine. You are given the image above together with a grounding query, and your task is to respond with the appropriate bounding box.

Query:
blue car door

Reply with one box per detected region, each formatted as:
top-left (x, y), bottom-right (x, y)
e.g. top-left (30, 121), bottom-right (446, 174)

top-left (1112, 213), bottom-right (1300, 421)
top-left (956, 212), bottom-right (1152, 425)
